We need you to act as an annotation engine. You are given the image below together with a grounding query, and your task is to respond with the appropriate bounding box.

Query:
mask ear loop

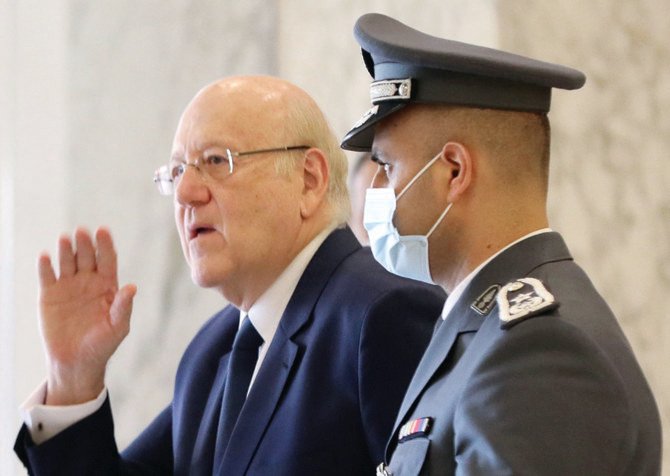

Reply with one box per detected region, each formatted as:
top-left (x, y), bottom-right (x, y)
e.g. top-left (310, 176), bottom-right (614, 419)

top-left (397, 153), bottom-right (442, 200)
top-left (426, 202), bottom-right (452, 238)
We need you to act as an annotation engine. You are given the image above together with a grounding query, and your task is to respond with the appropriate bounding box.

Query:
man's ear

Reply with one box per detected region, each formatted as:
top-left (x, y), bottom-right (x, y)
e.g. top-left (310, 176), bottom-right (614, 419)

top-left (439, 142), bottom-right (473, 203)
top-left (300, 148), bottom-right (330, 218)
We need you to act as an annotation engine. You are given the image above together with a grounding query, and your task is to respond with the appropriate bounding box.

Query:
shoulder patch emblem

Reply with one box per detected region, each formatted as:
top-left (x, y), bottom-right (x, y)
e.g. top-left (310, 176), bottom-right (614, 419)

top-left (497, 277), bottom-right (559, 329)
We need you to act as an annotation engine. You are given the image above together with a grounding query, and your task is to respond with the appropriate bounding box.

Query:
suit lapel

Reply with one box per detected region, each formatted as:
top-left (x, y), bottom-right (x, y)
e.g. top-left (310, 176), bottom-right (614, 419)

top-left (216, 228), bottom-right (361, 475)
top-left (392, 300), bottom-right (483, 437)
top-left (190, 352), bottom-right (232, 475)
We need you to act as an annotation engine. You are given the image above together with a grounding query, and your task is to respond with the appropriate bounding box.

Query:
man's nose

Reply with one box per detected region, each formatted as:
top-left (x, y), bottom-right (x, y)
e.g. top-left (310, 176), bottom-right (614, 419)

top-left (174, 165), bottom-right (210, 206)
top-left (369, 165), bottom-right (387, 189)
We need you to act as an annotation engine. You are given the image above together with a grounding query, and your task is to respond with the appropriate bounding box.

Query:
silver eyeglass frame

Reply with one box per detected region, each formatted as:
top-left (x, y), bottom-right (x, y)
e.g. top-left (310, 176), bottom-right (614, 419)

top-left (153, 145), bottom-right (310, 196)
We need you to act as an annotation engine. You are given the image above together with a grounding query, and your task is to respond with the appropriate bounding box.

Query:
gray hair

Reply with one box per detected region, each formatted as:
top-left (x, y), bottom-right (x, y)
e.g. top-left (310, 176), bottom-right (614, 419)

top-left (275, 98), bottom-right (351, 226)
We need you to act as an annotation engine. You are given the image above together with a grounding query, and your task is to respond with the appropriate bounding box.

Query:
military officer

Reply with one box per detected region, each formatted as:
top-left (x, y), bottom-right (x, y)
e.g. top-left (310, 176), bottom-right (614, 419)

top-left (341, 13), bottom-right (662, 476)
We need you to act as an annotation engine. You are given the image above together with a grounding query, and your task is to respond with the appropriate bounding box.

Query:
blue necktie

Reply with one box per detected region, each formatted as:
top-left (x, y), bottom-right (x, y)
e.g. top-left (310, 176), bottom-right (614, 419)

top-left (213, 318), bottom-right (263, 469)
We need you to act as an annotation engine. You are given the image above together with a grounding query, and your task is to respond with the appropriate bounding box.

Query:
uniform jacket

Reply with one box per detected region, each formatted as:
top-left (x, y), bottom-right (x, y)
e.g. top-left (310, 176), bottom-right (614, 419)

top-left (385, 232), bottom-right (662, 476)
top-left (16, 227), bottom-right (445, 475)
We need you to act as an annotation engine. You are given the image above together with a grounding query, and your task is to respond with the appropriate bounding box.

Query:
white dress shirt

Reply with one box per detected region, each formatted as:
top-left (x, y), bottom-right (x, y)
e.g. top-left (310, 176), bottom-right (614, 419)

top-left (243, 224), bottom-right (335, 389)
top-left (21, 225), bottom-right (336, 445)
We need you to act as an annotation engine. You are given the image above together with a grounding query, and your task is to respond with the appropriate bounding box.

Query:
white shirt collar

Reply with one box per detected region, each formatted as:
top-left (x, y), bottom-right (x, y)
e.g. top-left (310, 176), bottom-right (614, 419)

top-left (441, 228), bottom-right (552, 320)
top-left (240, 224), bottom-right (337, 352)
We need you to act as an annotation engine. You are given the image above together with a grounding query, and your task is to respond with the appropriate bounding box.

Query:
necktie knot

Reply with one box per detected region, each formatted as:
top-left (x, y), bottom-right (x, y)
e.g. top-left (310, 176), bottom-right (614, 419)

top-left (234, 318), bottom-right (263, 350)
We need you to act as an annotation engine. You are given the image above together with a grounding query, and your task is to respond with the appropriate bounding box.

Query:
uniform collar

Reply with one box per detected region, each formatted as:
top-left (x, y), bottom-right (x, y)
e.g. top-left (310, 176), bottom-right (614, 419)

top-left (441, 228), bottom-right (552, 320)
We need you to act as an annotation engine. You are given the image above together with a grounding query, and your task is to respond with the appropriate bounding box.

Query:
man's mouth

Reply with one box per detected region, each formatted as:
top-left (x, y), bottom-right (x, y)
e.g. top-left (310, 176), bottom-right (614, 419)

top-left (188, 225), bottom-right (216, 240)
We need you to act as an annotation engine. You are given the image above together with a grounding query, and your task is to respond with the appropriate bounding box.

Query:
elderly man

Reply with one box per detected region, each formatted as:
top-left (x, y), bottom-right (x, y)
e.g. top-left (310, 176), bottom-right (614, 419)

top-left (342, 13), bottom-right (662, 476)
top-left (15, 76), bottom-right (445, 475)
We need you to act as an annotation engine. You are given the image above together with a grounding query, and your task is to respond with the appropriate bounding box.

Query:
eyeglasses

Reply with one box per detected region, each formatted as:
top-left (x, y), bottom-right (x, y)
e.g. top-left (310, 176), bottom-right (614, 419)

top-left (153, 145), bottom-right (310, 195)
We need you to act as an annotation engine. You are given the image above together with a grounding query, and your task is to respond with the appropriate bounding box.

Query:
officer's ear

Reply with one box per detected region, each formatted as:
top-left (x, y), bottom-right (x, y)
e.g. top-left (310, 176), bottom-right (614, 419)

top-left (439, 142), bottom-right (472, 203)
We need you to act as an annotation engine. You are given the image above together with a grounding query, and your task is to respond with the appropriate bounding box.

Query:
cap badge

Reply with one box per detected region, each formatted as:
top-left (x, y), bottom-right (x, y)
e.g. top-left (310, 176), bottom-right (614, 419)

top-left (497, 277), bottom-right (559, 329)
top-left (398, 416), bottom-right (433, 443)
top-left (370, 78), bottom-right (412, 103)
top-left (352, 105), bottom-right (379, 129)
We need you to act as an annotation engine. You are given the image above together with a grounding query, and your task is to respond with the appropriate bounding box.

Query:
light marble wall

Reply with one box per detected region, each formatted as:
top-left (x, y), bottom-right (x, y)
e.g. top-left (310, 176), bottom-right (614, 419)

top-left (2, 0), bottom-right (668, 474)
top-left (498, 0), bottom-right (670, 470)
top-left (1, 1), bottom-right (71, 473)
top-left (0, 1), bottom-right (16, 472)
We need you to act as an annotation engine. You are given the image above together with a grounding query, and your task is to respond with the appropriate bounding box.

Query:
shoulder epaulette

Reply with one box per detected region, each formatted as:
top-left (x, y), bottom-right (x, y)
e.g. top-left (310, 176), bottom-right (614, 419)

top-left (497, 277), bottom-right (559, 329)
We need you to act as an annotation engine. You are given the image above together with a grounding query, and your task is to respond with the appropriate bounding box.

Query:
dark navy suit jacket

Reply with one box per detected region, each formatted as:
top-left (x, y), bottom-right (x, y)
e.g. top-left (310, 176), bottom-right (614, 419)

top-left (16, 227), bottom-right (445, 475)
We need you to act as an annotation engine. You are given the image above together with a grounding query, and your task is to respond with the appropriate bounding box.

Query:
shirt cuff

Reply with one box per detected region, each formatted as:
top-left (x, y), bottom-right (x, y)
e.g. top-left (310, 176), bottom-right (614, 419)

top-left (20, 381), bottom-right (108, 445)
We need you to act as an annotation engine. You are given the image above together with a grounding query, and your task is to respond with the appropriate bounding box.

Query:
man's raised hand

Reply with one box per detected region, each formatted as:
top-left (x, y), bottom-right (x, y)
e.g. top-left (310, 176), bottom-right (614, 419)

top-left (38, 227), bottom-right (137, 405)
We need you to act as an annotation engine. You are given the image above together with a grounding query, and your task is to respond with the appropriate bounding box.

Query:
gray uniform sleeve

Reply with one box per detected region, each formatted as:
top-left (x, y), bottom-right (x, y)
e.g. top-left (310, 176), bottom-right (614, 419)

top-left (453, 317), bottom-right (632, 476)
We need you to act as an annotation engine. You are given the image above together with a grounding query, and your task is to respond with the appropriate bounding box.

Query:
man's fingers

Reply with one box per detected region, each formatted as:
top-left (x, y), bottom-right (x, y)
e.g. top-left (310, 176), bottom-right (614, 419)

top-left (58, 235), bottom-right (76, 278)
top-left (37, 253), bottom-right (57, 287)
top-left (75, 228), bottom-right (96, 273)
top-left (110, 284), bottom-right (137, 337)
top-left (95, 227), bottom-right (118, 279)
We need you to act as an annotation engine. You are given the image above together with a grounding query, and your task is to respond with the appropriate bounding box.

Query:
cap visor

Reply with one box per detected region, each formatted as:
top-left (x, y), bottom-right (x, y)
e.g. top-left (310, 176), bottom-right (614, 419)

top-left (341, 102), bottom-right (407, 151)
